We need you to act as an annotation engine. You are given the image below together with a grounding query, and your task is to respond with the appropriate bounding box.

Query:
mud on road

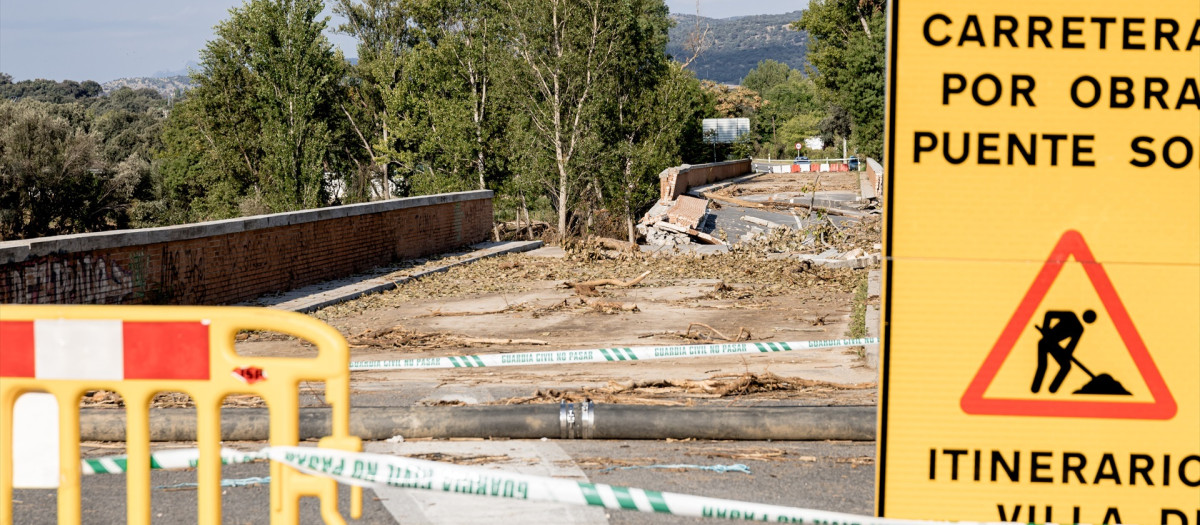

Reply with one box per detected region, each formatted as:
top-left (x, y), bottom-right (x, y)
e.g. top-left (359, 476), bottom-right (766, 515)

top-left (224, 239), bottom-right (879, 408)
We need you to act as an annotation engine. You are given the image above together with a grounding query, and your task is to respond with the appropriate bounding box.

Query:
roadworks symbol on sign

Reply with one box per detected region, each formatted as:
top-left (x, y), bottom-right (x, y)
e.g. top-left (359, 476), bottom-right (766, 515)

top-left (960, 230), bottom-right (1177, 420)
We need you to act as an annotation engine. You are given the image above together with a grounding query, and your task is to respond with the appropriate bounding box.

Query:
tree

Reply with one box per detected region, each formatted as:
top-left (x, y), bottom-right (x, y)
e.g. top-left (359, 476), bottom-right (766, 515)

top-left (161, 0), bottom-right (353, 219)
top-left (0, 78), bottom-right (103, 104)
top-left (158, 96), bottom-right (245, 221)
top-left (0, 100), bottom-right (142, 239)
top-left (333, 0), bottom-right (417, 200)
top-left (741, 59), bottom-right (792, 94)
top-left (702, 81), bottom-right (762, 118)
top-left (248, 0), bottom-right (349, 210)
top-left (748, 61), bottom-right (822, 158)
top-left (499, 0), bottom-right (617, 235)
top-left (405, 0), bottom-right (512, 194)
top-left (794, 0), bottom-right (885, 159)
top-left (601, 0), bottom-right (708, 241)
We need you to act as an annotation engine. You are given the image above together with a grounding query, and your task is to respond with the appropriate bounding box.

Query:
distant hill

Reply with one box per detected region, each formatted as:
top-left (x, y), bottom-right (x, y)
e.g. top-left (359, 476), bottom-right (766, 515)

top-left (667, 11), bottom-right (807, 85)
top-left (103, 76), bottom-right (194, 99)
top-left (150, 61), bottom-right (200, 79)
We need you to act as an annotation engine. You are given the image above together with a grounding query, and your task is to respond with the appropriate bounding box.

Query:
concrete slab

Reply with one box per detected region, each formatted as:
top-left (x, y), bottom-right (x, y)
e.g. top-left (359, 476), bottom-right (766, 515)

top-left (859, 170), bottom-right (877, 201)
top-left (249, 241), bottom-right (542, 313)
top-left (865, 305), bottom-right (880, 369)
top-left (526, 246), bottom-right (566, 258)
top-left (742, 191), bottom-right (858, 207)
top-left (706, 206), bottom-right (808, 243)
top-left (867, 270), bottom-right (881, 300)
top-left (684, 171), bottom-right (767, 197)
top-left (365, 440), bottom-right (607, 525)
top-left (665, 195), bottom-right (708, 229)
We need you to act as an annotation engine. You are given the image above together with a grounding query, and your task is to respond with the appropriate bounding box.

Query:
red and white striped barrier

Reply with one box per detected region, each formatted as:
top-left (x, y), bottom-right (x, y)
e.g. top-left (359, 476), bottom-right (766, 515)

top-left (2, 319), bottom-right (213, 488)
top-left (0, 320), bottom-right (211, 380)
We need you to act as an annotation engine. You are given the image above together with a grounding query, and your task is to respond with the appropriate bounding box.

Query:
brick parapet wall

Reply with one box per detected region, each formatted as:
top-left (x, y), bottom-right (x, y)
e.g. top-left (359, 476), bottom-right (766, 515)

top-left (658, 158), bottom-right (753, 203)
top-left (0, 191), bottom-right (493, 305)
top-left (865, 157), bottom-right (884, 200)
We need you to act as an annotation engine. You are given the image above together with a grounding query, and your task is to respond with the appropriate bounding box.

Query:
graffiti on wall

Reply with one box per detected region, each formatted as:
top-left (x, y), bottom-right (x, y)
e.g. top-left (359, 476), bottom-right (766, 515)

top-left (161, 246), bottom-right (207, 303)
top-left (2, 254), bottom-right (143, 304)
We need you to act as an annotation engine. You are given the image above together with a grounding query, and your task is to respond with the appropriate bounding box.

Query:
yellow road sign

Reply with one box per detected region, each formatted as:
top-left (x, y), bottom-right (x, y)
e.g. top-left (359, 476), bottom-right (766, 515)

top-left (879, 0), bottom-right (1200, 523)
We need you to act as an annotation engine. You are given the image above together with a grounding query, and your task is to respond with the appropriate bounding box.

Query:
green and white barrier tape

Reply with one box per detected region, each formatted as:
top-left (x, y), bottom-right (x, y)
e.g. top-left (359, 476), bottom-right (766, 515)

top-left (81, 448), bottom-right (264, 475)
top-left (265, 446), bottom-right (1012, 525)
top-left (349, 337), bottom-right (879, 371)
top-left (81, 445), bottom-right (1025, 524)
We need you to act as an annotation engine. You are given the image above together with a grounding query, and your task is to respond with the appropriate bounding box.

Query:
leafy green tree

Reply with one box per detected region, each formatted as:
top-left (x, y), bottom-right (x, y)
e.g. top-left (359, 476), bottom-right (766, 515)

top-left (601, 0), bottom-right (709, 241)
top-left (161, 0), bottom-right (354, 219)
top-left (406, 0), bottom-right (512, 194)
top-left (741, 59), bottom-right (792, 95)
top-left (499, 0), bottom-right (619, 236)
top-left (702, 81), bottom-right (762, 118)
top-left (0, 100), bottom-right (142, 239)
top-left (92, 108), bottom-right (165, 166)
top-left (333, 0), bottom-right (417, 200)
top-left (328, 0), bottom-right (711, 239)
top-left (249, 0), bottom-right (349, 210)
top-left (794, 0), bottom-right (885, 159)
top-left (89, 87), bottom-right (165, 116)
top-left (777, 112), bottom-right (822, 150)
top-left (157, 96), bottom-right (246, 221)
top-left (0, 78), bottom-right (103, 104)
top-left (750, 64), bottom-right (822, 157)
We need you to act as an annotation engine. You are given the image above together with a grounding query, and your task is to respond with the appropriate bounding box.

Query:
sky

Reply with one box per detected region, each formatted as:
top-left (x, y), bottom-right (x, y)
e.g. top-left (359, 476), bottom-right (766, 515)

top-left (0, 0), bottom-right (806, 83)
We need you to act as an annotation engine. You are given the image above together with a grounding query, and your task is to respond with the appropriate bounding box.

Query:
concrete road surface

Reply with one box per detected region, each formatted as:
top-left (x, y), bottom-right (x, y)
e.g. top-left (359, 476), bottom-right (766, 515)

top-left (11, 439), bottom-right (874, 524)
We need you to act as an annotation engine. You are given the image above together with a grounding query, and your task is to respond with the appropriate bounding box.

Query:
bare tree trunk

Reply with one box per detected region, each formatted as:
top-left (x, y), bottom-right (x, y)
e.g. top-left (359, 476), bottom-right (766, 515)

top-left (623, 156), bottom-right (636, 243)
top-left (557, 162), bottom-right (569, 237)
top-left (502, 0), bottom-right (613, 241)
top-left (476, 149), bottom-right (486, 190)
top-left (856, 6), bottom-right (873, 38)
top-left (521, 193), bottom-right (533, 239)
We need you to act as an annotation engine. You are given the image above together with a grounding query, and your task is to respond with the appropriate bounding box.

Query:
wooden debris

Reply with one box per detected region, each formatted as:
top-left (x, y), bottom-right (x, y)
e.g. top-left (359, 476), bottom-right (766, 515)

top-left (495, 373), bottom-right (876, 406)
top-left (637, 330), bottom-right (680, 339)
top-left (589, 235), bottom-right (638, 253)
top-left (705, 188), bottom-right (867, 218)
top-left (767, 200), bottom-right (866, 218)
top-left (689, 448), bottom-right (793, 462)
top-left (685, 322), bottom-right (750, 342)
top-left (702, 192), bottom-right (763, 209)
top-left (416, 307), bottom-right (513, 318)
top-left (741, 216), bottom-right (785, 229)
top-left (773, 327), bottom-right (826, 333)
top-left (350, 326), bottom-right (546, 348)
top-left (460, 337), bottom-right (548, 346)
top-left (405, 453), bottom-right (511, 465)
top-left (564, 270), bottom-right (651, 295)
top-left (497, 219), bottom-right (551, 234)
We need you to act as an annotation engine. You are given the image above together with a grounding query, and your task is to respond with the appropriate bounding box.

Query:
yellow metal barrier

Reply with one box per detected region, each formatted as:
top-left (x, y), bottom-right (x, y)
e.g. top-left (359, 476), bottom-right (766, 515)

top-left (0, 305), bottom-right (362, 524)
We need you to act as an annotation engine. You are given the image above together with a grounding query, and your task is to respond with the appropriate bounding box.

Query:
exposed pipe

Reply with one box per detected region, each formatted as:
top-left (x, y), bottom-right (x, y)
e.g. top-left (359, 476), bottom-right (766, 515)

top-left (78, 404), bottom-right (875, 442)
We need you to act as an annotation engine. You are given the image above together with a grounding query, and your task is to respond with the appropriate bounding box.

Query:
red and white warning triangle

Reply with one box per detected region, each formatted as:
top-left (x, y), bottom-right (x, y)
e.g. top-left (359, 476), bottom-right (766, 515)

top-left (960, 230), bottom-right (1176, 420)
